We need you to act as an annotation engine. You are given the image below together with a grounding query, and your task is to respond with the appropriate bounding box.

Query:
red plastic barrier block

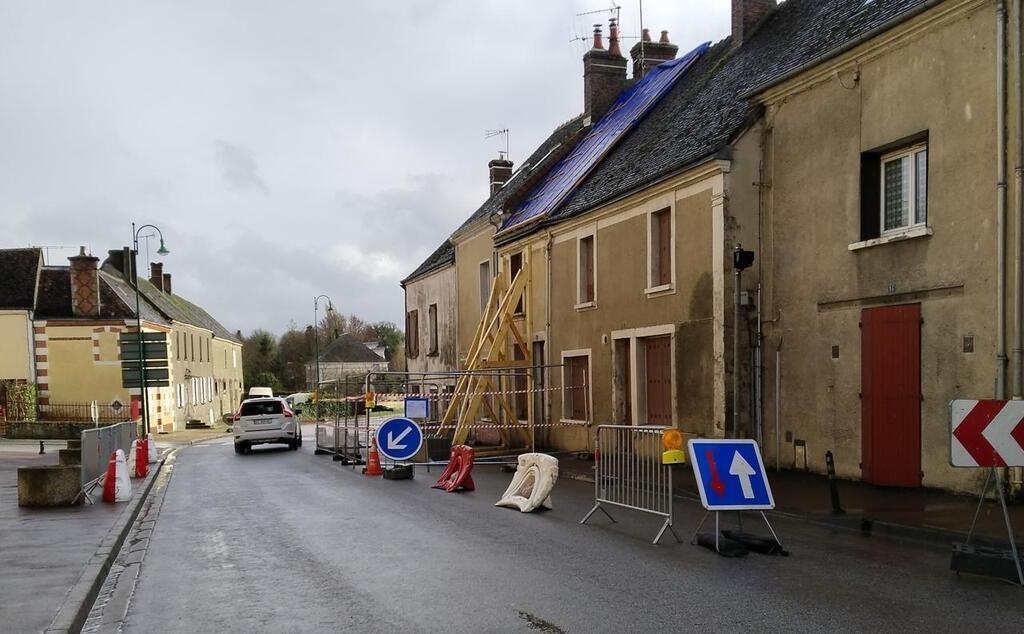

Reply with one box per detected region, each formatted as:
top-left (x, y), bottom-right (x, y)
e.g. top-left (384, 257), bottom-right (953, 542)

top-left (433, 445), bottom-right (475, 492)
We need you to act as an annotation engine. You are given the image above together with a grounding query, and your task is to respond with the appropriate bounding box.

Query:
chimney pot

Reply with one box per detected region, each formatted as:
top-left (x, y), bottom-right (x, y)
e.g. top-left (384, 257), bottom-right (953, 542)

top-left (642, 28), bottom-right (652, 43)
top-left (583, 21), bottom-right (627, 122)
top-left (630, 27), bottom-right (678, 79)
top-left (163, 273), bottom-right (172, 294)
top-left (608, 18), bottom-right (621, 57)
top-left (488, 154), bottom-right (514, 196)
top-left (68, 247), bottom-right (101, 318)
top-left (732, 0), bottom-right (776, 47)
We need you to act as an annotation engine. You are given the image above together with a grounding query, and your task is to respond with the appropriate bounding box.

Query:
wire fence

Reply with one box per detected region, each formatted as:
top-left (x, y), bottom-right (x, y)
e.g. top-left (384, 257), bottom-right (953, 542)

top-left (0, 397), bottom-right (131, 423)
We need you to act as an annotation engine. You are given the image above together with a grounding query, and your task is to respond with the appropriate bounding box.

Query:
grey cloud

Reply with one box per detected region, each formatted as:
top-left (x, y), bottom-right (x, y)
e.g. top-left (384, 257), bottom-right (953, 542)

top-left (215, 141), bottom-right (269, 194)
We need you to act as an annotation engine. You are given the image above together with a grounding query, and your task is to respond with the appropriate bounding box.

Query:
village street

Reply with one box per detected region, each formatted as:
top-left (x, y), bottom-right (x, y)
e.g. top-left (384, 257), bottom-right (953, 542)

top-left (85, 436), bottom-right (1022, 633)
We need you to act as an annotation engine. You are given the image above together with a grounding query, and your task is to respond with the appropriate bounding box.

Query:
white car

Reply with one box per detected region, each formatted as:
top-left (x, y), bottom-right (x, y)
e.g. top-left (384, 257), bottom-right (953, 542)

top-left (233, 397), bottom-right (301, 454)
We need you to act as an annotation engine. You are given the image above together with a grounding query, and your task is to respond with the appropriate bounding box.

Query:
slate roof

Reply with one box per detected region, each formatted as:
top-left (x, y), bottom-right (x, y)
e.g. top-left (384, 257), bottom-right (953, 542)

top-left (401, 114), bottom-right (588, 284)
top-left (0, 248), bottom-right (41, 309)
top-left (401, 239), bottom-right (455, 286)
top-left (32, 266), bottom-right (167, 323)
top-left (100, 253), bottom-right (241, 343)
top-left (498, 0), bottom-right (929, 239)
top-left (318, 333), bottom-right (386, 363)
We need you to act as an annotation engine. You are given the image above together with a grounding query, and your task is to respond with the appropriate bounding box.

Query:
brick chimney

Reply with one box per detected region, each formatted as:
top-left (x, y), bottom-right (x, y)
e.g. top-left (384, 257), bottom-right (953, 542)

top-left (488, 154), bottom-right (514, 195)
top-left (150, 262), bottom-right (164, 291)
top-left (733, 0), bottom-right (776, 46)
top-left (163, 273), bottom-right (172, 294)
top-left (68, 246), bottom-right (100, 318)
top-left (583, 19), bottom-right (628, 124)
top-left (630, 29), bottom-right (679, 79)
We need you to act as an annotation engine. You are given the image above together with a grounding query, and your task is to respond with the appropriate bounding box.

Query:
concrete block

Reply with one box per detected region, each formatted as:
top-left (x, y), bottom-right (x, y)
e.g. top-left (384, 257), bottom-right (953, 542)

top-left (17, 465), bottom-right (82, 507)
top-left (59, 448), bottom-right (82, 466)
top-left (66, 439), bottom-right (82, 450)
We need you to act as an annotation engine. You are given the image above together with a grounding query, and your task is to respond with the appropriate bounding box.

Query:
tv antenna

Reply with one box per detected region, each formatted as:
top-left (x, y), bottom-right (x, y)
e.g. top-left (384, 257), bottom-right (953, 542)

top-left (485, 128), bottom-right (509, 159)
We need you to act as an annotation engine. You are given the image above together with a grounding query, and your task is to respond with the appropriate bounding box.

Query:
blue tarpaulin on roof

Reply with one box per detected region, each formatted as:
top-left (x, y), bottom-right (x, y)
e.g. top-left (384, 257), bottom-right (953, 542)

top-left (500, 41), bottom-right (710, 232)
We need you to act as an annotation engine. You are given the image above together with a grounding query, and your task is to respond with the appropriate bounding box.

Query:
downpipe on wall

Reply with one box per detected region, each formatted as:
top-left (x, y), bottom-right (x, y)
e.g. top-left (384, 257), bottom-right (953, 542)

top-left (1013, 0), bottom-right (1024, 489)
top-left (998, 0), bottom-right (1009, 403)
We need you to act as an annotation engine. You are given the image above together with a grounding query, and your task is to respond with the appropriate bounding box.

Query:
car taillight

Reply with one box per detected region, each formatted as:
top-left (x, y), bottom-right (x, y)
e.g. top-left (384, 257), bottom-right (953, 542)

top-left (283, 408), bottom-right (294, 418)
top-left (232, 410), bottom-right (240, 422)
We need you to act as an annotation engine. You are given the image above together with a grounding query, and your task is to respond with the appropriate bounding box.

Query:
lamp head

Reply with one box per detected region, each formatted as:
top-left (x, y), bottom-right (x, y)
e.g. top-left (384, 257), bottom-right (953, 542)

top-left (157, 238), bottom-right (170, 256)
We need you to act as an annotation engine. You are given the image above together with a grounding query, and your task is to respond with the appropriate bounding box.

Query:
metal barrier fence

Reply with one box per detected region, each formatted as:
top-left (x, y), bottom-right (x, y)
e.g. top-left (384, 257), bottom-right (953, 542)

top-left (580, 425), bottom-right (681, 545)
top-left (81, 421), bottom-right (137, 491)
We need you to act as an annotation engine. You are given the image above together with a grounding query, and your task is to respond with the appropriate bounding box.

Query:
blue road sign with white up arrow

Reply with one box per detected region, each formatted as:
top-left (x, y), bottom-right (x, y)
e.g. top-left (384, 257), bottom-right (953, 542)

top-left (688, 439), bottom-right (775, 511)
top-left (375, 417), bottom-right (424, 462)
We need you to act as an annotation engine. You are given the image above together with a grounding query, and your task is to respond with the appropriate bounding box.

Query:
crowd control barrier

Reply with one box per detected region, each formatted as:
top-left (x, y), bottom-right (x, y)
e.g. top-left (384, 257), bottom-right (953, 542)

top-left (580, 425), bottom-right (681, 544)
top-left (80, 421), bottom-right (137, 500)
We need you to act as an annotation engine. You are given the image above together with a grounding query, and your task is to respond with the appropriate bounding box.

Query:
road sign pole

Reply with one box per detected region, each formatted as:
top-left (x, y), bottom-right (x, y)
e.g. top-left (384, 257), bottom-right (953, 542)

top-left (995, 468), bottom-right (1024, 585)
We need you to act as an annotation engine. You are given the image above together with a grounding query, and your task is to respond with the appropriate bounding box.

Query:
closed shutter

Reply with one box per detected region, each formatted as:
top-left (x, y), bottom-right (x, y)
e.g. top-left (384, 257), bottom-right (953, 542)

top-left (657, 210), bottom-right (671, 286)
top-left (568, 356), bottom-right (589, 421)
top-left (645, 336), bottom-right (672, 425)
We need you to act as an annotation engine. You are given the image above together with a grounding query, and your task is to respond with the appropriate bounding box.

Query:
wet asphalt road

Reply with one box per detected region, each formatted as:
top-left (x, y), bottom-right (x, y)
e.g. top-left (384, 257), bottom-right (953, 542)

top-left (122, 434), bottom-right (1024, 633)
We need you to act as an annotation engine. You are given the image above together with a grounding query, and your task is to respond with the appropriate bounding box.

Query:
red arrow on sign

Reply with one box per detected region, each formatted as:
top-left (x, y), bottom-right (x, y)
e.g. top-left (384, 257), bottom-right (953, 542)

top-left (951, 400), bottom-right (1024, 467)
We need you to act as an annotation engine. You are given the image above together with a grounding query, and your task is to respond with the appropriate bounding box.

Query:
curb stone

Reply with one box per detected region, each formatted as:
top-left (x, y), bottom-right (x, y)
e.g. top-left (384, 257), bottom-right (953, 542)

top-left (44, 449), bottom-right (173, 634)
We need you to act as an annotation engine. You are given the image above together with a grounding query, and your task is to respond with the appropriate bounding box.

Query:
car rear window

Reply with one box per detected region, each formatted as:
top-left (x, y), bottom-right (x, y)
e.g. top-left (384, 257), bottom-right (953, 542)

top-left (241, 400), bottom-right (283, 416)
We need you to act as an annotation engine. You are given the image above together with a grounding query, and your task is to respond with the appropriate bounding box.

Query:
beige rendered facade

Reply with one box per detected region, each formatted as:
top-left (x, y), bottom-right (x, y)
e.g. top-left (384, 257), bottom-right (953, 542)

top-left (752, 0), bottom-right (1009, 492)
top-left (405, 262), bottom-right (458, 377)
top-left (0, 311), bottom-right (34, 383)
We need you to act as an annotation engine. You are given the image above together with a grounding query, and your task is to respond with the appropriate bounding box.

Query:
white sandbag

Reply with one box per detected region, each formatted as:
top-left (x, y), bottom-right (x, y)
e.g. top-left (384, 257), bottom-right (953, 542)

top-left (114, 449), bottom-right (132, 502)
top-left (147, 433), bottom-right (158, 464)
top-left (495, 453), bottom-right (559, 513)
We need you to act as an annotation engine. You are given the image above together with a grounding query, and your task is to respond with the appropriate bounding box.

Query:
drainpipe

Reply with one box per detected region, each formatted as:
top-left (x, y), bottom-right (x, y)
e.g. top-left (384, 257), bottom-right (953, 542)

top-left (1015, 0), bottom-right (1024, 403)
top-left (545, 231), bottom-right (554, 430)
top-left (1014, 0), bottom-right (1024, 488)
top-left (998, 0), bottom-right (1009, 401)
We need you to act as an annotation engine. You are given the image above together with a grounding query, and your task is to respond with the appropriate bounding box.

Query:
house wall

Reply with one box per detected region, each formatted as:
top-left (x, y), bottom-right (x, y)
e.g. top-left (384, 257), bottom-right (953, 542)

top-left (405, 264), bottom-right (458, 375)
top-left (167, 323), bottom-right (241, 431)
top-left (0, 311), bottom-right (33, 382)
top-left (454, 225), bottom-right (495, 366)
top-left (759, 0), bottom-right (997, 492)
top-left (497, 165), bottom-right (731, 451)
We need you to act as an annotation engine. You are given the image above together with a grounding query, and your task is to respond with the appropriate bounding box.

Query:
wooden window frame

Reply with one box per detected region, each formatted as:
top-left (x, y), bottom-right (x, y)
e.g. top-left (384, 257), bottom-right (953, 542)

top-left (646, 206), bottom-right (676, 296)
top-left (560, 349), bottom-right (592, 424)
top-left (509, 250), bottom-right (525, 316)
top-left (427, 303), bottom-right (438, 356)
top-left (880, 143), bottom-right (928, 237)
top-left (406, 309), bottom-right (420, 359)
top-left (576, 231), bottom-right (597, 310)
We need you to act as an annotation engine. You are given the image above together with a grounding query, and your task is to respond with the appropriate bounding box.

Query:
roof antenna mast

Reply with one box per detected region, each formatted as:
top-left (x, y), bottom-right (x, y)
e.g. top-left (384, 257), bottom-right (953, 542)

top-left (485, 128), bottom-right (510, 160)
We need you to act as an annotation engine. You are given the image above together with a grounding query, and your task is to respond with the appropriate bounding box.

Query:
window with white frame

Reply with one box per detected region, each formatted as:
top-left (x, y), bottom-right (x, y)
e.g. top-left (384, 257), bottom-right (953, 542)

top-left (881, 144), bottom-right (928, 234)
top-left (577, 233), bottom-right (595, 305)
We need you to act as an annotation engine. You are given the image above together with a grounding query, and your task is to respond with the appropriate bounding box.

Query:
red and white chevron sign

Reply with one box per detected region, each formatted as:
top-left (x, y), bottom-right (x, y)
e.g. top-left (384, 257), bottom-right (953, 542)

top-left (951, 400), bottom-right (1024, 467)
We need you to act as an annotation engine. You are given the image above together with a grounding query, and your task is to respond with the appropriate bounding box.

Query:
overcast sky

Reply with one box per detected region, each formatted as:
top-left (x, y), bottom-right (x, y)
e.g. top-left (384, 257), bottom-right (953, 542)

top-left (0, 1), bottom-right (730, 336)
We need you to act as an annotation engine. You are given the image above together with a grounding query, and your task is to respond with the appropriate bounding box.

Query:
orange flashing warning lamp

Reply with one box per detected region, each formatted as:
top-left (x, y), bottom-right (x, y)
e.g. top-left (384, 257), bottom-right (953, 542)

top-left (662, 428), bottom-right (686, 465)
top-left (366, 391), bottom-right (376, 409)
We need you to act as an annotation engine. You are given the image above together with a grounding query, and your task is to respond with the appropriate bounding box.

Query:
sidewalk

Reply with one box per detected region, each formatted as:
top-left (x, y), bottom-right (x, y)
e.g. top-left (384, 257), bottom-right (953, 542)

top-left (560, 456), bottom-right (1023, 547)
top-left (0, 446), bottom-right (161, 632)
top-left (153, 424), bottom-right (232, 448)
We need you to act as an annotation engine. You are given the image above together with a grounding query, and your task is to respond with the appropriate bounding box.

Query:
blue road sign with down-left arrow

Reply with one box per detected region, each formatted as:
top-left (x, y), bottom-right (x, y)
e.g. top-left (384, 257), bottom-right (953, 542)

top-left (688, 439), bottom-right (775, 511)
top-left (375, 417), bottom-right (424, 462)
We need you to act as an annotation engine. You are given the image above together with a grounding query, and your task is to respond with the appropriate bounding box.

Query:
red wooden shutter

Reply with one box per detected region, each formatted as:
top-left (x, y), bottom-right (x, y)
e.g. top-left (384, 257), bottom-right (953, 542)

top-left (657, 210), bottom-right (671, 286)
top-left (645, 336), bottom-right (672, 425)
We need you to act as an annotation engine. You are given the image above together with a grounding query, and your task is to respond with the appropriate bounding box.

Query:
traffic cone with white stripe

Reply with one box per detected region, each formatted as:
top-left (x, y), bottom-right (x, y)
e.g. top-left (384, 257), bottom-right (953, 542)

top-left (363, 437), bottom-right (384, 477)
top-left (102, 451), bottom-right (117, 502)
top-left (135, 438), bottom-right (149, 478)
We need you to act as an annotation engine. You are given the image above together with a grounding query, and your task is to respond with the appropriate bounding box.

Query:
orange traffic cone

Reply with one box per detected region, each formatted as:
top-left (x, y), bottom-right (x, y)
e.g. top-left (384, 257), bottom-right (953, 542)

top-left (102, 451), bottom-right (117, 503)
top-left (363, 437), bottom-right (384, 477)
top-left (136, 438), bottom-right (148, 478)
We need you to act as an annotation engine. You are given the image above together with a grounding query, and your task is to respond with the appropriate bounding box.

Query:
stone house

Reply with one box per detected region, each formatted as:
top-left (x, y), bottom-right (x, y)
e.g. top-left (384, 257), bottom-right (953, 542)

top-left (306, 333), bottom-right (389, 387)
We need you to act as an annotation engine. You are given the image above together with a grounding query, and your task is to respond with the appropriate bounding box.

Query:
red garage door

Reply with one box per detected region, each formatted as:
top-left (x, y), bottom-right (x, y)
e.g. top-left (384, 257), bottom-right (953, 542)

top-left (861, 304), bottom-right (922, 487)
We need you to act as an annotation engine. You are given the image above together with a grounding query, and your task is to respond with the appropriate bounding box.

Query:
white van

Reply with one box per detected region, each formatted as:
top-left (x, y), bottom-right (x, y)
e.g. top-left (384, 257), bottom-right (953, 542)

top-left (248, 386), bottom-right (274, 399)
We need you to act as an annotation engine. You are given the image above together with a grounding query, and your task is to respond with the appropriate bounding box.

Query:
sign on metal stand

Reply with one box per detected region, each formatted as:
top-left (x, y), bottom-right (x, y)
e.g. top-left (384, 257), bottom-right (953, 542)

top-left (375, 416), bottom-right (424, 463)
top-left (688, 439), bottom-right (784, 555)
top-left (950, 399), bottom-right (1024, 585)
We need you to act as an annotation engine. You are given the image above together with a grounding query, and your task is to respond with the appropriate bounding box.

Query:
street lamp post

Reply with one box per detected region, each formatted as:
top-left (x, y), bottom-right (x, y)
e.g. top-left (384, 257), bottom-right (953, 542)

top-left (313, 295), bottom-right (334, 419)
top-left (132, 223), bottom-right (169, 436)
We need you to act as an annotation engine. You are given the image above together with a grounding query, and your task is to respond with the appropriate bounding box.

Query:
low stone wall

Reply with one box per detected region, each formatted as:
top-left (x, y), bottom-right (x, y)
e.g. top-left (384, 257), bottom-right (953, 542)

top-left (4, 421), bottom-right (129, 440)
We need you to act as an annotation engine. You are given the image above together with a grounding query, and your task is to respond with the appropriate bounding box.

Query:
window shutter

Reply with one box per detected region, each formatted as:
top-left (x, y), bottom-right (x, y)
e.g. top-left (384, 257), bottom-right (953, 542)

top-left (657, 211), bottom-right (671, 286)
